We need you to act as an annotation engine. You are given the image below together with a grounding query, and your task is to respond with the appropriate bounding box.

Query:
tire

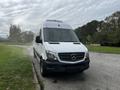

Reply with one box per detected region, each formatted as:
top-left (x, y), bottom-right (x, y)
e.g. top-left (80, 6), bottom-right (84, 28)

top-left (40, 62), bottom-right (47, 77)
top-left (80, 70), bottom-right (84, 73)
top-left (33, 49), bottom-right (36, 58)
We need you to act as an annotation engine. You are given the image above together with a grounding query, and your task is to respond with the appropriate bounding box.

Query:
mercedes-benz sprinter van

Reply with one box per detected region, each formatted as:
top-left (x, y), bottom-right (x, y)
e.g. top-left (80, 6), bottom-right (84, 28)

top-left (33, 20), bottom-right (90, 76)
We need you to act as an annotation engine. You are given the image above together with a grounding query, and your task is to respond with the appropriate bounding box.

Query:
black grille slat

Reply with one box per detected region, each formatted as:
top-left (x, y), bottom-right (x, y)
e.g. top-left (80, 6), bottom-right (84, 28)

top-left (58, 52), bottom-right (85, 62)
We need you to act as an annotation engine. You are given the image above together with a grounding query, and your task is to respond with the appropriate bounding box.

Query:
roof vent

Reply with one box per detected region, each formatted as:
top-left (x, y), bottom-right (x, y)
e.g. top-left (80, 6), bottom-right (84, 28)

top-left (58, 24), bottom-right (60, 27)
top-left (46, 20), bottom-right (63, 23)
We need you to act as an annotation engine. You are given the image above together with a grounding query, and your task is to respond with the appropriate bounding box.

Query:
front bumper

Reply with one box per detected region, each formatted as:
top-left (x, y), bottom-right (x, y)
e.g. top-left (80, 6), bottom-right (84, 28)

top-left (42, 58), bottom-right (90, 73)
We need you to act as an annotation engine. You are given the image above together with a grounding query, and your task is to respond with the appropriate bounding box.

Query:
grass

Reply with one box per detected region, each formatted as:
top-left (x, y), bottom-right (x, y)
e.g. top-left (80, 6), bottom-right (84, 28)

top-left (86, 45), bottom-right (120, 54)
top-left (0, 44), bottom-right (34, 90)
top-left (2, 42), bottom-right (32, 46)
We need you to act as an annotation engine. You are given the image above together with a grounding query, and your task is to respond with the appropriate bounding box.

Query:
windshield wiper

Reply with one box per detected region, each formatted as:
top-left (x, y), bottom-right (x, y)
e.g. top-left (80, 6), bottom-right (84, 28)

top-left (48, 42), bottom-right (60, 44)
top-left (73, 42), bottom-right (81, 44)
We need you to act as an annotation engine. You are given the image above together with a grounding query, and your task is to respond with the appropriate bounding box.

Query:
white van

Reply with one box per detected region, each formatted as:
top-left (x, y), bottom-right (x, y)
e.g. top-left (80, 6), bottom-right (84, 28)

top-left (33, 20), bottom-right (90, 76)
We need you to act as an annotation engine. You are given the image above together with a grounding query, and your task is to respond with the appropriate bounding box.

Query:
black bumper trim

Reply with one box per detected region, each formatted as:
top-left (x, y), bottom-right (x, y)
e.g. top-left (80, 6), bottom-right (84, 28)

top-left (42, 59), bottom-right (90, 72)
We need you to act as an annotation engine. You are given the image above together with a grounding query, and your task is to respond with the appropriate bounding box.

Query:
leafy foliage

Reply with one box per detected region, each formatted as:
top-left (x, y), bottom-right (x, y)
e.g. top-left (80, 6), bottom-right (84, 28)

top-left (75, 20), bottom-right (101, 44)
top-left (9, 25), bottom-right (21, 42)
top-left (8, 24), bottom-right (34, 43)
top-left (75, 11), bottom-right (120, 46)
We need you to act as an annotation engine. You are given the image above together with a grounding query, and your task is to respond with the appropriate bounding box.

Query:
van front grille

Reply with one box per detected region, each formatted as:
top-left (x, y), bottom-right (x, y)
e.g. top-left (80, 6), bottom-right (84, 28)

top-left (58, 52), bottom-right (85, 62)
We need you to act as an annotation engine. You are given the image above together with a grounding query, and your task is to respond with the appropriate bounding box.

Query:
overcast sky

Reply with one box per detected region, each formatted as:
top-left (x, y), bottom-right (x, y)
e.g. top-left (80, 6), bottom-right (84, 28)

top-left (0, 0), bottom-right (120, 38)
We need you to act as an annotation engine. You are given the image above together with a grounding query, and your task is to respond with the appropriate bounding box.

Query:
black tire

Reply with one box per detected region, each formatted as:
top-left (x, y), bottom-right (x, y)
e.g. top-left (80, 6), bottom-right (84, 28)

top-left (80, 70), bottom-right (84, 73)
top-left (33, 49), bottom-right (36, 58)
top-left (40, 62), bottom-right (47, 77)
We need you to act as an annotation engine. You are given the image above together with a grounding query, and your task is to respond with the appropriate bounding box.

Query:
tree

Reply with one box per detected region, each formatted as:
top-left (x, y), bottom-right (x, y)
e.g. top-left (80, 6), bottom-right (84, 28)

top-left (86, 35), bottom-right (92, 44)
top-left (9, 24), bottom-right (21, 42)
top-left (75, 20), bottom-right (101, 44)
top-left (8, 24), bottom-right (34, 43)
top-left (20, 31), bottom-right (34, 43)
top-left (98, 11), bottom-right (120, 46)
top-left (75, 11), bottom-right (120, 46)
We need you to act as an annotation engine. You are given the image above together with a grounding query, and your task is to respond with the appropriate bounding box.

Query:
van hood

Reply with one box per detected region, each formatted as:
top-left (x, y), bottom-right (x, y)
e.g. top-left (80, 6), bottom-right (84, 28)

top-left (44, 42), bottom-right (88, 53)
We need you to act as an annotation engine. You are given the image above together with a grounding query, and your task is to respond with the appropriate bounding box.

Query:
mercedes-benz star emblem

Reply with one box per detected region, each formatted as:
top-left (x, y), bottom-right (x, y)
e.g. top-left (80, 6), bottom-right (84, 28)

top-left (71, 54), bottom-right (76, 60)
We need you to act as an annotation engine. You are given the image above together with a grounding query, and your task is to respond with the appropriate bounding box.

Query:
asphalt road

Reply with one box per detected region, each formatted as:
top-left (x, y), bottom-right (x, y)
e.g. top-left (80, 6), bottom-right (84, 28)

top-left (28, 47), bottom-right (120, 90)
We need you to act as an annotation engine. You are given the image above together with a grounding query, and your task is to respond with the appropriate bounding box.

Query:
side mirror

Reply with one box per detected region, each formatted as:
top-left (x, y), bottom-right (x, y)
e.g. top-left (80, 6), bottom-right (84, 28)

top-left (35, 36), bottom-right (42, 43)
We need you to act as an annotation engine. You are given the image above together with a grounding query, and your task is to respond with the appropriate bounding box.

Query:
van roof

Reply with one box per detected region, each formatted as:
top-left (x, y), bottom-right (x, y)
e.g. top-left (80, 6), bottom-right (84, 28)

top-left (46, 20), bottom-right (63, 23)
top-left (43, 20), bottom-right (72, 29)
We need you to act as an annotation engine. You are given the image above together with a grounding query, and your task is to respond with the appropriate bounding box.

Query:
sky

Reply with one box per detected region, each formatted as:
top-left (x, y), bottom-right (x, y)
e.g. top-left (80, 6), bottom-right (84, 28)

top-left (0, 0), bottom-right (120, 38)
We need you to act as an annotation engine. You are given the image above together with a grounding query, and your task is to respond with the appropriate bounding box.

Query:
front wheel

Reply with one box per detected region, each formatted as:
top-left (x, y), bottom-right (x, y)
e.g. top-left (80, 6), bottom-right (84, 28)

top-left (40, 63), bottom-right (47, 77)
top-left (33, 49), bottom-right (36, 58)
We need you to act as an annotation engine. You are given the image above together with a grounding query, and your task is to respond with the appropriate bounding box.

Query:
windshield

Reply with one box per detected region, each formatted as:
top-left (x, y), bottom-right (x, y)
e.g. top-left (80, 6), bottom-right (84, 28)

top-left (43, 28), bottom-right (79, 42)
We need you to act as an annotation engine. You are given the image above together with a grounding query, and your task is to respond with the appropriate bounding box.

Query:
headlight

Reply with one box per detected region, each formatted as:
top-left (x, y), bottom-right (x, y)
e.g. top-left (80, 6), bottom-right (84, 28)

top-left (46, 51), bottom-right (58, 60)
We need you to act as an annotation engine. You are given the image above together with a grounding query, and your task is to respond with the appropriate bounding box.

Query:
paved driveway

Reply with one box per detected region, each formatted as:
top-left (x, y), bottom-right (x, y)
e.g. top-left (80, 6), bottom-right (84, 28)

top-left (29, 47), bottom-right (120, 90)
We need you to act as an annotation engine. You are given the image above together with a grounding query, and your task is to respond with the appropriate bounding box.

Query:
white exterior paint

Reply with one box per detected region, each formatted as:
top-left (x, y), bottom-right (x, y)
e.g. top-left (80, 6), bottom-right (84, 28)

top-left (43, 20), bottom-right (72, 29)
top-left (33, 20), bottom-right (89, 64)
top-left (44, 42), bottom-right (88, 53)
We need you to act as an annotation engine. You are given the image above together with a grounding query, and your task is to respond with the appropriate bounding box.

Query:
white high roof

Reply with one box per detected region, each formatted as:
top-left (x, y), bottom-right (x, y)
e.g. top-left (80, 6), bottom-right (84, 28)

top-left (43, 20), bottom-right (72, 29)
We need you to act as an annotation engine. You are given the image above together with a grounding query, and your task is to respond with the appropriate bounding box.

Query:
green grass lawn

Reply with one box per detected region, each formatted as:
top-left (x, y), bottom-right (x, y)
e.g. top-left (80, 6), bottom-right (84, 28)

top-left (2, 42), bottom-right (32, 46)
top-left (0, 44), bottom-right (34, 90)
top-left (87, 45), bottom-right (120, 54)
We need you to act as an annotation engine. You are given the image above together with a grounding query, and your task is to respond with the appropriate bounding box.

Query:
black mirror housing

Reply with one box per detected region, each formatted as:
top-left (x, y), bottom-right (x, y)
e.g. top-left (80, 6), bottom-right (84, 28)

top-left (36, 36), bottom-right (42, 43)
